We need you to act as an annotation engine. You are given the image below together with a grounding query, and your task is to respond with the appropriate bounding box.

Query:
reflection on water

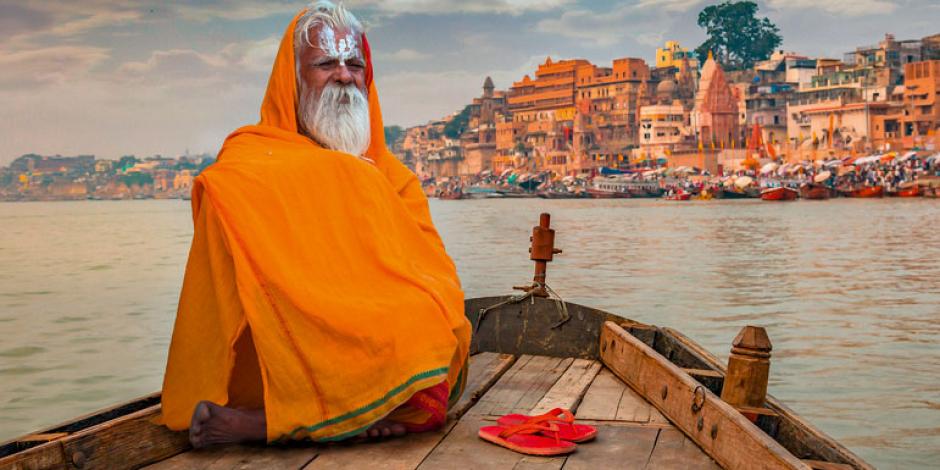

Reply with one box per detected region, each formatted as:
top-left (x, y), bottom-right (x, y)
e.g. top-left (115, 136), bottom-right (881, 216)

top-left (1, 199), bottom-right (938, 468)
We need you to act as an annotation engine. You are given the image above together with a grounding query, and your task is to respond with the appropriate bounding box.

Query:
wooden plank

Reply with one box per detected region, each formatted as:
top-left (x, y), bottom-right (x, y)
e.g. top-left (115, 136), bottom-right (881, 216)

top-left (148, 444), bottom-right (317, 470)
top-left (305, 352), bottom-right (516, 470)
top-left (662, 327), bottom-right (873, 470)
top-left (451, 353), bottom-right (518, 419)
top-left (575, 369), bottom-right (626, 421)
top-left (415, 415), bottom-right (521, 470)
top-left (576, 368), bottom-right (669, 425)
top-left (418, 355), bottom-right (574, 469)
top-left (60, 404), bottom-right (190, 470)
top-left (472, 355), bottom-right (572, 417)
top-left (0, 393), bottom-right (164, 470)
top-left (529, 359), bottom-right (600, 415)
top-left (616, 384), bottom-right (654, 423)
top-left (600, 321), bottom-right (810, 470)
top-left (16, 433), bottom-right (69, 442)
top-left (560, 425), bottom-right (659, 470)
top-left (645, 428), bottom-right (721, 469)
top-left (0, 442), bottom-right (66, 470)
top-left (802, 459), bottom-right (855, 470)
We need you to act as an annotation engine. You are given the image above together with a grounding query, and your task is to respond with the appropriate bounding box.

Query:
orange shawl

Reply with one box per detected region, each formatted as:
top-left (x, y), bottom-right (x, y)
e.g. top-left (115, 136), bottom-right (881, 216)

top-left (160, 11), bottom-right (470, 442)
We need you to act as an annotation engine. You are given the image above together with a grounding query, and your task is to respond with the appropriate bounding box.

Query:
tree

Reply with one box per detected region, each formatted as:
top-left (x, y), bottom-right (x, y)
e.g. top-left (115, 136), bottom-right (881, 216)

top-left (443, 105), bottom-right (471, 139)
top-left (694, 1), bottom-right (782, 71)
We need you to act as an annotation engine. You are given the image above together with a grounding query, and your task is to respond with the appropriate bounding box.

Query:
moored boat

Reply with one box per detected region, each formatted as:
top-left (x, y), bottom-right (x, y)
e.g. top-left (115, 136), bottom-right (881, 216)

top-left (800, 183), bottom-right (833, 200)
top-left (663, 192), bottom-right (692, 201)
top-left (842, 186), bottom-right (883, 198)
top-left (0, 215), bottom-right (874, 470)
top-left (717, 187), bottom-right (752, 199)
top-left (888, 182), bottom-right (920, 198)
top-left (587, 179), bottom-right (631, 198)
top-left (760, 187), bottom-right (799, 201)
top-left (537, 190), bottom-right (588, 199)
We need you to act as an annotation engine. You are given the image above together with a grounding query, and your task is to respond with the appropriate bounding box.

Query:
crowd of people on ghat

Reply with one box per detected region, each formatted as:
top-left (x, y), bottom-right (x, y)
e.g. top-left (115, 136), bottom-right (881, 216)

top-left (426, 151), bottom-right (940, 199)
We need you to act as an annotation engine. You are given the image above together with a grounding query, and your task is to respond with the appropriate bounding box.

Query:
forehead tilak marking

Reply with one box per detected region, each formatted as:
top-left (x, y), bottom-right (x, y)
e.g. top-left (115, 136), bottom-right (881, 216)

top-left (317, 25), bottom-right (360, 65)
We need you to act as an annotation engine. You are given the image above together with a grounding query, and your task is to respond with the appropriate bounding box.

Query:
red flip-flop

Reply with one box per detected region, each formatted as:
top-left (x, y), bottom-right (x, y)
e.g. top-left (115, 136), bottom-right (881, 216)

top-left (496, 408), bottom-right (597, 443)
top-left (478, 421), bottom-right (577, 456)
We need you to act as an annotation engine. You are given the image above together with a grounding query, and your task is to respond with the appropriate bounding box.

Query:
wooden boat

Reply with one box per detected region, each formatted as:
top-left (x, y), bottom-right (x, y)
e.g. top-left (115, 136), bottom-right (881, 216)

top-left (717, 187), bottom-right (756, 199)
top-left (841, 186), bottom-right (883, 198)
top-left (0, 215), bottom-right (873, 470)
top-left (887, 183), bottom-right (920, 198)
top-left (760, 187), bottom-right (799, 201)
top-left (437, 190), bottom-right (464, 200)
top-left (586, 188), bottom-right (631, 199)
top-left (663, 192), bottom-right (692, 201)
top-left (587, 179), bottom-right (632, 198)
top-left (800, 184), bottom-right (833, 200)
top-left (537, 190), bottom-right (589, 199)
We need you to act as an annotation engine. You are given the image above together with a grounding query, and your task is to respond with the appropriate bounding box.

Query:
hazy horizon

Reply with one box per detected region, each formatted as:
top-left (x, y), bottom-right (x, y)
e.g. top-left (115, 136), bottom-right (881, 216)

top-left (2, 0), bottom-right (939, 164)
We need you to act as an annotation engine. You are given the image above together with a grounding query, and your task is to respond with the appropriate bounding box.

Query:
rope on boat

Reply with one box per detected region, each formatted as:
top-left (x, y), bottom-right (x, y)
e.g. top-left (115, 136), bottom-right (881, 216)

top-left (475, 282), bottom-right (571, 334)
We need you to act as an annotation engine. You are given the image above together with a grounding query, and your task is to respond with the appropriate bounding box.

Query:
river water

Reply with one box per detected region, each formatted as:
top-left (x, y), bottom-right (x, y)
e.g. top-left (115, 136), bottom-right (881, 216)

top-left (0, 199), bottom-right (938, 468)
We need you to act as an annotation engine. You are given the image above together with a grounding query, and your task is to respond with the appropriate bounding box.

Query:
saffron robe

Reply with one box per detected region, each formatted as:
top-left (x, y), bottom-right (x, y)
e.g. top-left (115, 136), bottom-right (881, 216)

top-left (160, 10), bottom-right (471, 442)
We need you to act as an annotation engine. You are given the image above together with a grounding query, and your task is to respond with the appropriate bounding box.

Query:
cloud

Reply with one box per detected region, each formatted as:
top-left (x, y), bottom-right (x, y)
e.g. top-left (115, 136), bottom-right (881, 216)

top-left (766, 0), bottom-right (897, 16)
top-left (349, 0), bottom-right (573, 15)
top-left (636, 0), bottom-right (703, 13)
top-left (117, 49), bottom-right (227, 83)
top-left (376, 54), bottom-right (555, 127)
top-left (382, 48), bottom-right (431, 61)
top-left (536, 3), bottom-right (669, 47)
top-left (172, 2), bottom-right (300, 22)
top-left (0, 45), bottom-right (110, 88)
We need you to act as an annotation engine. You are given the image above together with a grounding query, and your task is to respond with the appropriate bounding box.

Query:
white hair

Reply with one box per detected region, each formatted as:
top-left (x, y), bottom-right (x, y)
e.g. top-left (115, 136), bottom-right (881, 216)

top-left (294, 1), bottom-right (363, 54)
top-left (300, 83), bottom-right (371, 157)
top-left (294, 1), bottom-right (370, 157)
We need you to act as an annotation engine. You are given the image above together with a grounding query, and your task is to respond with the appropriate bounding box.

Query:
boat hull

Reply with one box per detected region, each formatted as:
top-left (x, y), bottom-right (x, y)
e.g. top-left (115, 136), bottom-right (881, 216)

top-left (760, 187), bottom-right (799, 201)
top-left (586, 189), bottom-right (631, 199)
top-left (889, 186), bottom-right (920, 197)
top-left (663, 193), bottom-right (692, 201)
top-left (0, 295), bottom-right (874, 470)
top-left (717, 188), bottom-right (756, 199)
top-left (800, 184), bottom-right (833, 200)
top-left (842, 186), bottom-right (884, 198)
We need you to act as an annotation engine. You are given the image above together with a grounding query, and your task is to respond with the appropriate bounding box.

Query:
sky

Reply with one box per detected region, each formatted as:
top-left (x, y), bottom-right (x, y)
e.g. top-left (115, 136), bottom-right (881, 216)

top-left (1, 0), bottom-right (938, 164)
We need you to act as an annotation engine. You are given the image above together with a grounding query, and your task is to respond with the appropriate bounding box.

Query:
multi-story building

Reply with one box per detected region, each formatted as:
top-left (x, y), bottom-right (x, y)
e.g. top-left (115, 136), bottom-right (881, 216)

top-left (571, 58), bottom-right (652, 172)
top-left (656, 41), bottom-right (700, 79)
top-left (871, 60), bottom-right (940, 150)
top-left (460, 77), bottom-right (507, 175)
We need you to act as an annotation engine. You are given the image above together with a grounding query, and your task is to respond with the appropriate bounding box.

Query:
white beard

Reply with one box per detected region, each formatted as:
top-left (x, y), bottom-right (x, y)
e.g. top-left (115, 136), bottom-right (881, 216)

top-left (300, 83), bottom-right (371, 157)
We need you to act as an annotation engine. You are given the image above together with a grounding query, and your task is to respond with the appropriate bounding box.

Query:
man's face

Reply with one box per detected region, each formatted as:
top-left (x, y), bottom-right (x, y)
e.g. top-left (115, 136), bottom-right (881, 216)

top-left (297, 24), bottom-right (367, 103)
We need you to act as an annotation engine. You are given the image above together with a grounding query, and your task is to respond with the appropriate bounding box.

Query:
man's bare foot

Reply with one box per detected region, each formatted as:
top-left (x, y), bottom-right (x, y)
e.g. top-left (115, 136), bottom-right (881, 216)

top-left (356, 419), bottom-right (408, 440)
top-left (189, 401), bottom-right (267, 449)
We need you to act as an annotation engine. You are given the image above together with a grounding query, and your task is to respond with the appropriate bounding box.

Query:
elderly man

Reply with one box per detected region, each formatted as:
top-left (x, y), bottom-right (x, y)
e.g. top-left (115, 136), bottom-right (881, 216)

top-left (160, 1), bottom-right (471, 447)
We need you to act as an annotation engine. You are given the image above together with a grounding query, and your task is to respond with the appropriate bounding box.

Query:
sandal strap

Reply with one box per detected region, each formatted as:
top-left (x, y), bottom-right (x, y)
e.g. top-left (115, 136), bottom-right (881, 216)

top-left (497, 421), bottom-right (561, 439)
top-left (519, 408), bottom-right (576, 427)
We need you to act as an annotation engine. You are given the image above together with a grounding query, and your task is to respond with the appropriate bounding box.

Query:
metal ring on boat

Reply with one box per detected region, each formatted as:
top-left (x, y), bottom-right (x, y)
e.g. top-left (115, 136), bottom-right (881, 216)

top-left (691, 385), bottom-right (706, 413)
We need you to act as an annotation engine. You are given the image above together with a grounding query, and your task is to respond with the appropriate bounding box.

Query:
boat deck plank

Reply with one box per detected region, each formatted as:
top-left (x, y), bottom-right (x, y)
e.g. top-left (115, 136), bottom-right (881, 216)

top-left (143, 355), bottom-right (719, 470)
top-left (303, 353), bottom-right (516, 470)
top-left (577, 369), bottom-right (669, 425)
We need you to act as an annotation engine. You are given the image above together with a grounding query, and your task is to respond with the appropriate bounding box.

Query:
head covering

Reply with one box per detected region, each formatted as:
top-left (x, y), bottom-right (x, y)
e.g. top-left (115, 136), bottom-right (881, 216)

top-left (160, 8), bottom-right (471, 442)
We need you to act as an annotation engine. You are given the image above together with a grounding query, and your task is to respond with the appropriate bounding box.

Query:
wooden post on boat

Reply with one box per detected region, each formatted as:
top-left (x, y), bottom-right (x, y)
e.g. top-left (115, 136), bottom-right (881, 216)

top-left (514, 213), bottom-right (562, 297)
top-left (721, 326), bottom-right (773, 419)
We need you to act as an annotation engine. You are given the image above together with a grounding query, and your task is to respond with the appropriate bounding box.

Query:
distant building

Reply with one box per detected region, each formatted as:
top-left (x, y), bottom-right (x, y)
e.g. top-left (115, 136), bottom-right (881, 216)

top-left (460, 76), bottom-right (507, 176)
top-left (691, 53), bottom-right (740, 150)
top-left (656, 41), bottom-right (700, 79)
